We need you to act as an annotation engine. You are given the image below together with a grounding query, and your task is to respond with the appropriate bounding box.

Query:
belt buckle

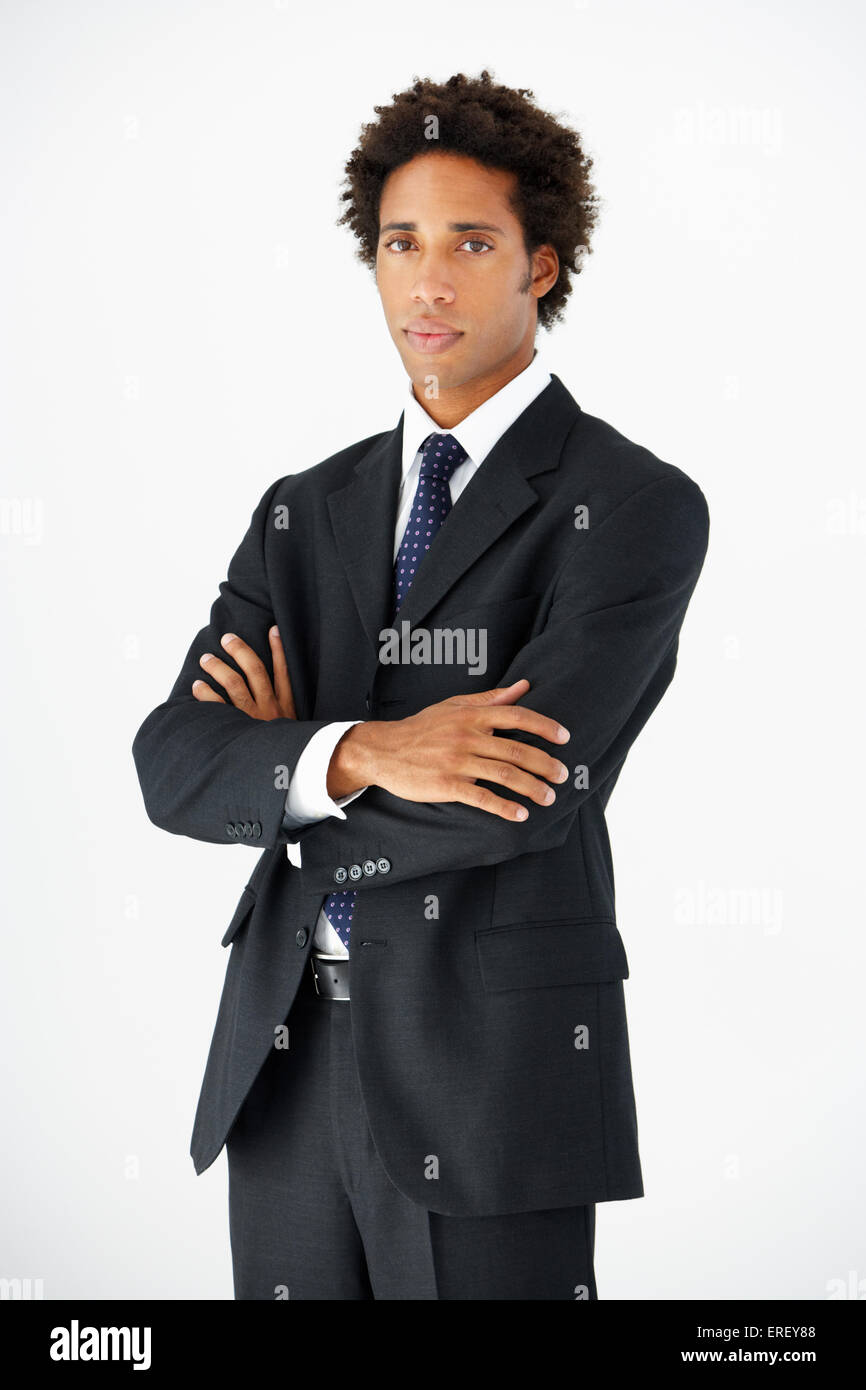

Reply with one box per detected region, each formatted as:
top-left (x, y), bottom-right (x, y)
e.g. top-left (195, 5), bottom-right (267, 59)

top-left (311, 953), bottom-right (350, 1001)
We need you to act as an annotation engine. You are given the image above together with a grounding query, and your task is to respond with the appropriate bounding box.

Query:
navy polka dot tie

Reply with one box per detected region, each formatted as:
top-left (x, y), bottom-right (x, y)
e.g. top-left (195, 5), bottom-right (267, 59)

top-left (321, 432), bottom-right (468, 950)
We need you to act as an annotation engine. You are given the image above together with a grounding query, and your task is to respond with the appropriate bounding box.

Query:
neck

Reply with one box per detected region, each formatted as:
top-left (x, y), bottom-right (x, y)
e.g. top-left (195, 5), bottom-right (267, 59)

top-left (411, 344), bottom-right (536, 429)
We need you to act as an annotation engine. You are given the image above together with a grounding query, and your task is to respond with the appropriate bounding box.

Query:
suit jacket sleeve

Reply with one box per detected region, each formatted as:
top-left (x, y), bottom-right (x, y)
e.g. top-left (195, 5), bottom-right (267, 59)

top-left (289, 472), bottom-right (710, 891)
top-left (131, 478), bottom-right (335, 847)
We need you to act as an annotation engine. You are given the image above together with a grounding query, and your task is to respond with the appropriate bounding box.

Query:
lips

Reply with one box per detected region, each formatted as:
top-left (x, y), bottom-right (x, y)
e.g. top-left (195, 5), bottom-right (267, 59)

top-left (405, 318), bottom-right (460, 335)
top-left (403, 322), bottom-right (464, 354)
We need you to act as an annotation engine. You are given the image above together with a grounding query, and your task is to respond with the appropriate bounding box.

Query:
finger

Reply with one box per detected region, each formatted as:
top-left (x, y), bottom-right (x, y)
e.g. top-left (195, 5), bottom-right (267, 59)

top-left (219, 632), bottom-right (275, 707)
top-left (464, 755), bottom-right (559, 807)
top-left (450, 780), bottom-right (531, 822)
top-left (192, 678), bottom-right (225, 704)
top-left (450, 678), bottom-right (530, 707)
top-left (475, 703), bottom-right (570, 746)
top-left (482, 678), bottom-right (531, 704)
top-left (469, 736), bottom-right (570, 787)
top-left (199, 652), bottom-right (255, 713)
top-left (269, 626), bottom-right (296, 719)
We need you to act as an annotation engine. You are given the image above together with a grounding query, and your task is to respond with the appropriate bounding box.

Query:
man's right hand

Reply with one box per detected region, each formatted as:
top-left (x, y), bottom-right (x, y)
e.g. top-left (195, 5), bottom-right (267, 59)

top-left (327, 679), bottom-right (570, 822)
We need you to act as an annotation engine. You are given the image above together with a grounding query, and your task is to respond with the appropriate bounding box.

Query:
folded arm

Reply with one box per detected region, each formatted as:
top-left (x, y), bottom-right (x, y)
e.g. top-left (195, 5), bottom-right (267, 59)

top-left (286, 472), bottom-right (710, 892)
top-left (131, 479), bottom-right (336, 847)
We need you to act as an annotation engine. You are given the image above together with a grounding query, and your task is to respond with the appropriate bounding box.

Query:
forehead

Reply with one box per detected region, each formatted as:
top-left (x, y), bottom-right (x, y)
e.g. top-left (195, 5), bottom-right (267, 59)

top-left (379, 153), bottom-right (519, 224)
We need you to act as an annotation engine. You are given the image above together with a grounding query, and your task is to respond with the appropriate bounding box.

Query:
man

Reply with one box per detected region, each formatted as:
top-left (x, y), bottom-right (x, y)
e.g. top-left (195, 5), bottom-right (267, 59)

top-left (132, 70), bottom-right (709, 1300)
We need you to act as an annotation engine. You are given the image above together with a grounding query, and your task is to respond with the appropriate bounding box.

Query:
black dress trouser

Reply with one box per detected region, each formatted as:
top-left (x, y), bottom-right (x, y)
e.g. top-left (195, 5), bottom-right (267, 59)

top-left (225, 961), bottom-right (597, 1300)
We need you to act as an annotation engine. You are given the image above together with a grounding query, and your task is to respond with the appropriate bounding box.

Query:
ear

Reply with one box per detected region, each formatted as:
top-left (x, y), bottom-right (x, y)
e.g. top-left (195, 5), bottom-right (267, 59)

top-left (531, 243), bottom-right (560, 300)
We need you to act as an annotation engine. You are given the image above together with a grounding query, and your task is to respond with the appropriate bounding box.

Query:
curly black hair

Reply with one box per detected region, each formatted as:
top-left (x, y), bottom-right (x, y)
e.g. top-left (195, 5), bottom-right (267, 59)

top-left (337, 69), bottom-right (600, 332)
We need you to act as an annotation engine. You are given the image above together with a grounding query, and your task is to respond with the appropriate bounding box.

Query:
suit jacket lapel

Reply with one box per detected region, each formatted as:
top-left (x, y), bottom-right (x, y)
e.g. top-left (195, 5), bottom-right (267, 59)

top-left (327, 419), bottom-right (405, 655)
top-left (327, 373), bottom-right (581, 651)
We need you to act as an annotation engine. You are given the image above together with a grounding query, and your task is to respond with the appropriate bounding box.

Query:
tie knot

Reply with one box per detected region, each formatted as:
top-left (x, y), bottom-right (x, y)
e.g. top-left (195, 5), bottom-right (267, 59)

top-left (419, 432), bottom-right (467, 481)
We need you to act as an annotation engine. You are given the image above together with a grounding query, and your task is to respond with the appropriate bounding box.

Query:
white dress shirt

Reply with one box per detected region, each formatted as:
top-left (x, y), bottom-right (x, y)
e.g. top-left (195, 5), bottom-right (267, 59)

top-left (284, 350), bottom-right (553, 957)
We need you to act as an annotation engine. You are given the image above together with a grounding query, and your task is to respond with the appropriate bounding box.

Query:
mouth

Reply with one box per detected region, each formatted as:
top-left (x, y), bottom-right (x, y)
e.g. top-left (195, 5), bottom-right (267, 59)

top-left (403, 328), bottom-right (464, 355)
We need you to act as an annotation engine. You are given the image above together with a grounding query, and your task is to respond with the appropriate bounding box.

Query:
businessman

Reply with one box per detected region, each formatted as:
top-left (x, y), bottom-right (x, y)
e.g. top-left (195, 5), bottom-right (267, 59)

top-left (132, 70), bottom-right (709, 1299)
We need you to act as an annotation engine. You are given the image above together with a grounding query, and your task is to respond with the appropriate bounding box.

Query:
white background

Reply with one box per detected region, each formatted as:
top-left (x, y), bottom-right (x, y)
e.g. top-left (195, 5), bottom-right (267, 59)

top-left (1, 0), bottom-right (863, 1300)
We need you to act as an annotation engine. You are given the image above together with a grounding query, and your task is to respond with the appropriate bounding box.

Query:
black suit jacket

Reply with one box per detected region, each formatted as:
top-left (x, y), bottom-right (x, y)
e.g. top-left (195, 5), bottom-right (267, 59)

top-left (132, 374), bottom-right (709, 1215)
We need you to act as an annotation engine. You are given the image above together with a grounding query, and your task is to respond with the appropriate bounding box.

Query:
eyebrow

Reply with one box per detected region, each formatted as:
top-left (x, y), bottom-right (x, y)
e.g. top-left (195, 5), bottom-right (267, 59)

top-left (379, 221), bottom-right (506, 236)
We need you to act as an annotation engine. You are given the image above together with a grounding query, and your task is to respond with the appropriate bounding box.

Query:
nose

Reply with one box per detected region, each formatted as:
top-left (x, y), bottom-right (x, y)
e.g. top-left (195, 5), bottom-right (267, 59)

top-left (409, 251), bottom-right (456, 309)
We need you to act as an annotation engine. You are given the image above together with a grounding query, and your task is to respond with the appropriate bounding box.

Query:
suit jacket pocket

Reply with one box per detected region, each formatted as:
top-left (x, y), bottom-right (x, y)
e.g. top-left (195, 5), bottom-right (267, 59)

top-left (220, 886), bottom-right (258, 948)
top-left (475, 918), bottom-right (629, 991)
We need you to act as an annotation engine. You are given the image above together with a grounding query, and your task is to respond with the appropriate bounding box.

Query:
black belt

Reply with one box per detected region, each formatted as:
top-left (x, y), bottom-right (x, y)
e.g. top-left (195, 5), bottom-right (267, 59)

top-left (309, 953), bottom-right (350, 1001)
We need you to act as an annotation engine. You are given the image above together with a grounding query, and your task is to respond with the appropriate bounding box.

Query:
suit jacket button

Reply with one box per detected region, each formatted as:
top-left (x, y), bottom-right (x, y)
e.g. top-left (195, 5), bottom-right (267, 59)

top-left (252, 821), bottom-right (262, 838)
top-left (295, 928), bottom-right (308, 947)
top-left (334, 866), bottom-right (348, 884)
top-left (348, 863), bottom-right (363, 881)
top-left (226, 824), bottom-right (236, 837)
top-left (376, 857), bottom-right (391, 874)
top-left (362, 859), bottom-right (376, 876)
top-left (242, 822), bottom-right (253, 837)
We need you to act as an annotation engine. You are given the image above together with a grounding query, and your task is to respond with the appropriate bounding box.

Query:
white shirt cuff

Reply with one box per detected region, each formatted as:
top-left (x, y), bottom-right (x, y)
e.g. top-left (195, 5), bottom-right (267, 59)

top-left (284, 721), bottom-right (369, 868)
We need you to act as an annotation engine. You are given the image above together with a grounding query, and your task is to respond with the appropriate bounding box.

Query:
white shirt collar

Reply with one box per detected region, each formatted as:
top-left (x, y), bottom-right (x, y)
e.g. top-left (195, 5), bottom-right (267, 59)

top-left (400, 350), bottom-right (552, 482)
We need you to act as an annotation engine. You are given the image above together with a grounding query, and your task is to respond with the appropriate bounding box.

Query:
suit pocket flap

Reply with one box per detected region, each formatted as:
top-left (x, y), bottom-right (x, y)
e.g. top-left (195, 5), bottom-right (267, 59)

top-left (475, 918), bottom-right (629, 991)
top-left (220, 887), bottom-right (258, 948)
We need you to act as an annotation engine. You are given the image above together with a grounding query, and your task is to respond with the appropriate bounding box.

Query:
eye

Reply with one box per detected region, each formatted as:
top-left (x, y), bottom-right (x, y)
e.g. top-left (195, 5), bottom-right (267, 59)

top-left (382, 237), bottom-right (494, 255)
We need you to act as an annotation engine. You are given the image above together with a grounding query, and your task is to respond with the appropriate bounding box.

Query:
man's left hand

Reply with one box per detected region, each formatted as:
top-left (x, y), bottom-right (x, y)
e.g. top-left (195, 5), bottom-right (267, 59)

top-left (192, 627), bottom-right (296, 720)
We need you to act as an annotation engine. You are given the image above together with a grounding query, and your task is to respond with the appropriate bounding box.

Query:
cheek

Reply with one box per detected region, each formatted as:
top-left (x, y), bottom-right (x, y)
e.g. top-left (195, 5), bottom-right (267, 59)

top-left (376, 259), bottom-right (411, 310)
top-left (462, 259), bottom-right (516, 304)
